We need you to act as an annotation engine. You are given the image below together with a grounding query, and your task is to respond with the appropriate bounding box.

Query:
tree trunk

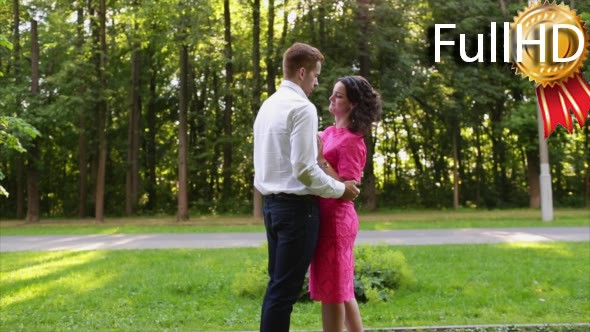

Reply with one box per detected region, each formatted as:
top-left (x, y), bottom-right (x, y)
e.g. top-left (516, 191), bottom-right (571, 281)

top-left (146, 62), bottom-right (157, 211)
top-left (381, 121), bottom-right (391, 184)
top-left (527, 150), bottom-right (541, 208)
top-left (392, 119), bottom-right (400, 182)
top-left (252, 0), bottom-right (261, 115)
top-left (584, 123), bottom-right (589, 207)
top-left (266, 0), bottom-right (275, 95)
top-left (126, 6), bottom-right (141, 216)
top-left (95, 0), bottom-right (108, 223)
top-left (490, 103), bottom-right (508, 206)
top-left (12, 0), bottom-right (20, 105)
top-left (76, 3), bottom-right (89, 218)
top-left (211, 72), bottom-right (222, 200)
top-left (88, 0), bottom-right (98, 218)
top-left (13, 0), bottom-right (25, 219)
top-left (318, 1), bottom-right (326, 49)
top-left (475, 123), bottom-right (483, 207)
top-left (274, 0), bottom-right (289, 78)
top-left (16, 157), bottom-right (24, 218)
top-left (222, 0), bottom-right (234, 203)
top-left (177, 44), bottom-right (189, 221)
top-left (25, 142), bottom-right (40, 223)
top-left (452, 130), bottom-right (459, 209)
top-left (251, 0), bottom-right (263, 218)
top-left (89, 146), bottom-right (97, 216)
top-left (363, 135), bottom-right (378, 210)
top-left (498, 0), bottom-right (507, 16)
top-left (26, 18), bottom-right (40, 223)
top-left (357, 0), bottom-right (376, 210)
top-left (357, 0), bottom-right (370, 78)
top-left (306, 0), bottom-right (316, 45)
top-left (403, 112), bottom-right (423, 173)
top-left (78, 115), bottom-right (89, 218)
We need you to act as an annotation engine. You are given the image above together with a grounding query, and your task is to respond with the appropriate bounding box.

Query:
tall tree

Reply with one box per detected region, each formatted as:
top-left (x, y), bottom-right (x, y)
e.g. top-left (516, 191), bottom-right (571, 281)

top-left (269, 0), bottom-right (290, 95)
top-left (25, 17), bottom-right (40, 223)
top-left (266, 0), bottom-right (275, 95)
top-left (357, 0), bottom-right (377, 211)
top-left (87, 0), bottom-right (99, 216)
top-left (126, 0), bottom-right (142, 215)
top-left (177, 43), bottom-right (189, 221)
top-left (252, 0), bottom-right (261, 115)
top-left (76, 0), bottom-right (89, 218)
top-left (276, 0), bottom-right (289, 71)
top-left (210, 71), bottom-right (222, 198)
top-left (13, 0), bottom-right (25, 219)
top-left (0, 0), bottom-right (587, 219)
top-left (95, 0), bottom-right (108, 222)
top-left (222, 0), bottom-right (234, 203)
top-left (252, 0), bottom-right (262, 218)
top-left (585, 124), bottom-right (589, 207)
top-left (452, 123), bottom-right (460, 209)
top-left (474, 115), bottom-right (484, 207)
top-left (145, 54), bottom-right (157, 211)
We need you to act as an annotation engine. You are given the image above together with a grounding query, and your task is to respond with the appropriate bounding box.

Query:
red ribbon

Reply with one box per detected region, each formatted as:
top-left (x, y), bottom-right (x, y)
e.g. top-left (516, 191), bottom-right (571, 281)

top-left (535, 72), bottom-right (590, 138)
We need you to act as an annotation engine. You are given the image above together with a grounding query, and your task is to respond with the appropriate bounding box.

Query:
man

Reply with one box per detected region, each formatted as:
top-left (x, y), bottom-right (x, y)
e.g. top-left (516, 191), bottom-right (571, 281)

top-left (253, 42), bottom-right (360, 332)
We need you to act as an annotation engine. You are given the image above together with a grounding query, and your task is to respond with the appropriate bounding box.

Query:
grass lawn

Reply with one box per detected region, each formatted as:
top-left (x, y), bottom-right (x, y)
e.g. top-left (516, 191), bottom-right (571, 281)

top-left (0, 208), bottom-right (588, 236)
top-left (1, 242), bottom-right (588, 331)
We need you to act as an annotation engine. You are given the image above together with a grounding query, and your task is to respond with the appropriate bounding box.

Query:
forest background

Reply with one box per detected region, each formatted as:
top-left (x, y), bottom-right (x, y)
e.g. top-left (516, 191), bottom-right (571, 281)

top-left (0, 0), bottom-right (589, 222)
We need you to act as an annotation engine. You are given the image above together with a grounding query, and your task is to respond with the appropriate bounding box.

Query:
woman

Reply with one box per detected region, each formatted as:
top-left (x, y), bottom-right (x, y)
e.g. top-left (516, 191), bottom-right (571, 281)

top-left (309, 76), bottom-right (382, 332)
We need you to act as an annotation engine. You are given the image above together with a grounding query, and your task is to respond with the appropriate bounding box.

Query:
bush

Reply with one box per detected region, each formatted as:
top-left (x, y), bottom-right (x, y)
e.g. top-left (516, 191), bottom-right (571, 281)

top-left (232, 245), bottom-right (415, 304)
top-left (353, 245), bottom-right (416, 303)
top-left (230, 259), bottom-right (268, 298)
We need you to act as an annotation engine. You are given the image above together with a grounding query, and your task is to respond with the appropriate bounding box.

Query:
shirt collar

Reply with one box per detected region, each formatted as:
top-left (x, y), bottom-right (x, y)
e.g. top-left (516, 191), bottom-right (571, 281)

top-left (280, 80), bottom-right (307, 99)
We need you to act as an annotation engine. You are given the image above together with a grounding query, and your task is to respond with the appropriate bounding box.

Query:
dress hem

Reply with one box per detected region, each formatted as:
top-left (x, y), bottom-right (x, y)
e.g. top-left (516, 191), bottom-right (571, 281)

top-left (309, 295), bottom-right (356, 304)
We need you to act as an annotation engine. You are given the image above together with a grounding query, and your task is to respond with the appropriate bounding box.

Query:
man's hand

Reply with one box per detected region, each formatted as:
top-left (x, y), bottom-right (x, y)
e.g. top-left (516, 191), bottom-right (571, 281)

top-left (340, 180), bottom-right (360, 201)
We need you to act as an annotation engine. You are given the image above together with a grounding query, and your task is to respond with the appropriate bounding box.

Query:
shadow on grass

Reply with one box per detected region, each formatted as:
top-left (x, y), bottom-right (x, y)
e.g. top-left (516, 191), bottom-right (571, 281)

top-left (1, 243), bottom-right (589, 330)
top-left (1, 248), bottom-right (267, 330)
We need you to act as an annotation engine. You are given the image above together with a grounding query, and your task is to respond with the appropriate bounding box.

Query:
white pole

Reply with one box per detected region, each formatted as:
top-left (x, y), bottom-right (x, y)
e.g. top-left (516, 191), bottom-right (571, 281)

top-left (537, 105), bottom-right (554, 222)
top-left (529, 0), bottom-right (554, 221)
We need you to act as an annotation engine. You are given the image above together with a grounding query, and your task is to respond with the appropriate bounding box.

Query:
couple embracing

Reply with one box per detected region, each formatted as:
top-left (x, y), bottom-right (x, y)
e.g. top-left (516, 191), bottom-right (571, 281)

top-left (253, 42), bottom-right (382, 332)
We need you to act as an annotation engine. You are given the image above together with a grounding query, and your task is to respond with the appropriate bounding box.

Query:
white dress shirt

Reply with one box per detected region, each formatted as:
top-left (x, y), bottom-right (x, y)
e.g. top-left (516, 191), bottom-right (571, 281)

top-left (254, 80), bottom-right (345, 198)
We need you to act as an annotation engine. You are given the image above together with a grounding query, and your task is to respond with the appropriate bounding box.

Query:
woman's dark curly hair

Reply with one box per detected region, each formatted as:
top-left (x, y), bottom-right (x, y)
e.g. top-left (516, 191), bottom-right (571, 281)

top-left (338, 76), bottom-right (382, 136)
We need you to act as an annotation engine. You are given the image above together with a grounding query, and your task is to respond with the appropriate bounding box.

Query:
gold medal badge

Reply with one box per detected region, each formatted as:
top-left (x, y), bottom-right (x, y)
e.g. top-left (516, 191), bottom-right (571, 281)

top-left (510, 2), bottom-right (590, 137)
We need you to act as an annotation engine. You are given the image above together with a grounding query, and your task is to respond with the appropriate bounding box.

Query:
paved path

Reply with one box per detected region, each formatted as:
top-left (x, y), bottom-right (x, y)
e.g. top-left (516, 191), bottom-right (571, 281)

top-left (1, 227), bottom-right (588, 252)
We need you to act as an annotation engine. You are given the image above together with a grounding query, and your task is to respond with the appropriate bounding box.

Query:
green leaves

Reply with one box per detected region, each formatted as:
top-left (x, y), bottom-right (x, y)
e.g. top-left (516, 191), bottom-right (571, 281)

top-left (0, 35), bottom-right (12, 51)
top-left (353, 245), bottom-right (416, 303)
top-left (0, 116), bottom-right (40, 197)
top-left (231, 244), bottom-right (416, 304)
top-left (0, 0), bottom-right (587, 216)
top-left (0, 116), bottom-right (41, 153)
top-left (0, 35), bottom-right (12, 77)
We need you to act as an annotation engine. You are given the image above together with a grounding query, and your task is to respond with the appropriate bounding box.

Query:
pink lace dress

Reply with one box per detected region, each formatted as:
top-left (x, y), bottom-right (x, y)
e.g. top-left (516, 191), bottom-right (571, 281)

top-left (309, 126), bottom-right (366, 303)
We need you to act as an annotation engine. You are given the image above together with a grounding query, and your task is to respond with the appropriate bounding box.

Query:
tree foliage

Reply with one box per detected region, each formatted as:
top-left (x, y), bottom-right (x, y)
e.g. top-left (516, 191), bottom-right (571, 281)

top-left (0, 0), bottom-right (588, 218)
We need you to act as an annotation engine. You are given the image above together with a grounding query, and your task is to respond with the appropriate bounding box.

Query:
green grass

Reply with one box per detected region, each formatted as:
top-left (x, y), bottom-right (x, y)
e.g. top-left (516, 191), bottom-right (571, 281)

top-left (1, 242), bottom-right (588, 331)
top-left (0, 208), bottom-right (588, 236)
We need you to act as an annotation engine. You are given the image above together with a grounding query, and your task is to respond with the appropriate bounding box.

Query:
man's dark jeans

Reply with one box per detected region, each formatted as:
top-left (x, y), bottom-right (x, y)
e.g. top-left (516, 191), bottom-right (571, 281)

top-left (260, 194), bottom-right (319, 332)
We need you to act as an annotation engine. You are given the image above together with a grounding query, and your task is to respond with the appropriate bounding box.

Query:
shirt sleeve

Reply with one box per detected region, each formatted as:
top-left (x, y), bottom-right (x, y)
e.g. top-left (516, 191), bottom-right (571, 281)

top-left (289, 104), bottom-right (345, 198)
top-left (337, 138), bottom-right (367, 182)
